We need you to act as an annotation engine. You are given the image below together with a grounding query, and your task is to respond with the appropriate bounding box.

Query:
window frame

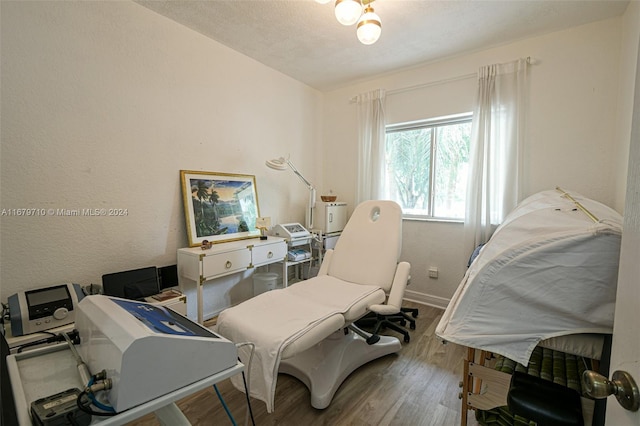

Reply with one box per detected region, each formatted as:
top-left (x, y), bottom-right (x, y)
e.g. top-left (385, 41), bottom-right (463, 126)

top-left (385, 112), bottom-right (473, 221)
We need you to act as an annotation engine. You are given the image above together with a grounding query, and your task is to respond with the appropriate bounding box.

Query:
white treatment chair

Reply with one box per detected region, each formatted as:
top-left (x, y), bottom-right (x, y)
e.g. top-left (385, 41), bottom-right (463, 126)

top-left (217, 200), bottom-right (411, 412)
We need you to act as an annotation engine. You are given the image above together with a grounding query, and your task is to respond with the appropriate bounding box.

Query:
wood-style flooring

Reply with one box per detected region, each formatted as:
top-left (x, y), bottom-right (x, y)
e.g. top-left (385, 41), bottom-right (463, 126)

top-left (127, 302), bottom-right (480, 426)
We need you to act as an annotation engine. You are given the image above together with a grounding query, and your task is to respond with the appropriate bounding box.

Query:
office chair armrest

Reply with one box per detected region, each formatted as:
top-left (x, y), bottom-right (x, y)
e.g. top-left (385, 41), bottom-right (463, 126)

top-left (369, 261), bottom-right (411, 315)
top-left (386, 262), bottom-right (411, 309)
top-left (369, 304), bottom-right (400, 315)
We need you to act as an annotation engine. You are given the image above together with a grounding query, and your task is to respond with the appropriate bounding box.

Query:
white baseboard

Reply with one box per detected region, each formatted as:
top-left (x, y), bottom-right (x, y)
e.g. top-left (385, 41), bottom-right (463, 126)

top-left (403, 289), bottom-right (450, 310)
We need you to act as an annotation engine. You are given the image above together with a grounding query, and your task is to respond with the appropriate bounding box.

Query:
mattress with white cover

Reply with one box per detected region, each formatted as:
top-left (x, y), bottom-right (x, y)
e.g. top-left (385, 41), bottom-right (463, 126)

top-left (435, 189), bottom-right (622, 365)
top-left (216, 275), bottom-right (384, 413)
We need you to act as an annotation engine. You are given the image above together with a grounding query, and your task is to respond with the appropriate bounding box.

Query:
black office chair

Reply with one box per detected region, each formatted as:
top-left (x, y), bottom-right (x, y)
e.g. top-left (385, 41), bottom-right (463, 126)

top-left (396, 306), bottom-right (418, 329)
top-left (356, 306), bottom-right (417, 343)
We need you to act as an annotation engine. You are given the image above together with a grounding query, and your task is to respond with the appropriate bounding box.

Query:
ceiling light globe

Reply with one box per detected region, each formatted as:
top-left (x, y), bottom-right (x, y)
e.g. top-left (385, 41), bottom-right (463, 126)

top-left (335, 0), bottom-right (362, 26)
top-left (357, 7), bottom-right (381, 45)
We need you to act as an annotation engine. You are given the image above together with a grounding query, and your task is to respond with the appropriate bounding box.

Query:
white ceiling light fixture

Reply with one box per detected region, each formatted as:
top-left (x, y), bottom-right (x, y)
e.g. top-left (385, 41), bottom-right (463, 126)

top-left (356, 4), bottom-right (382, 45)
top-left (318, 0), bottom-right (382, 45)
top-left (334, 0), bottom-right (363, 26)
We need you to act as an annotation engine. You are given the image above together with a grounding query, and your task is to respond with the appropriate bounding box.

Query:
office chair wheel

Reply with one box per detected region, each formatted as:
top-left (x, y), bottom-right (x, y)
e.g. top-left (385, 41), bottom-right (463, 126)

top-left (399, 319), bottom-right (406, 327)
top-left (409, 322), bottom-right (416, 330)
top-left (404, 334), bottom-right (410, 343)
top-left (401, 307), bottom-right (419, 318)
top-left (366, 335), bottom-right (381, 345)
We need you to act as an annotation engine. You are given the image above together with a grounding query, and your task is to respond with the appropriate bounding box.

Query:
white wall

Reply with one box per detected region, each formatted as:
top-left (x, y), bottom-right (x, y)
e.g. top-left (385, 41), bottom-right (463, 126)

top-left (322, 17), bottom-right (626, 307)
top-left (613, 1), bottom-right (640, 213)
top-left (0, 1), bottom-right (322, 315)
top-left (2, 2), bottom-right (635, 315)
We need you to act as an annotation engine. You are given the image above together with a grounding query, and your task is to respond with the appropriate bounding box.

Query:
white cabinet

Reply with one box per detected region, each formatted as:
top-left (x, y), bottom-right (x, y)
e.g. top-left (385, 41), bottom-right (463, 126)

top-left (178, 237), bottom-right (287, 323)
top-left (314, 202), bottom-right (347, 234)
top-left (252, 242), bottom-right (286, 266)
top-left (201, 248), bottom-right (251, 278)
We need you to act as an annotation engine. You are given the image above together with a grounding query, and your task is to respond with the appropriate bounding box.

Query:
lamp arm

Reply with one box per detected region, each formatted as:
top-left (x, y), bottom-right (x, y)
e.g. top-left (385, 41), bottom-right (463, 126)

top-left (281, 159), bottom-right (316, 229)
top-left (286, 160), bottom-right (315, 190)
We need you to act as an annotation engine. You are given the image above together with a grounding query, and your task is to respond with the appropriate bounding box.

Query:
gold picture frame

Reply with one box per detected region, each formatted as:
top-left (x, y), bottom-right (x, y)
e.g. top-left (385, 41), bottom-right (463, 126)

top-left (180, 170), bottom-right (261, 247)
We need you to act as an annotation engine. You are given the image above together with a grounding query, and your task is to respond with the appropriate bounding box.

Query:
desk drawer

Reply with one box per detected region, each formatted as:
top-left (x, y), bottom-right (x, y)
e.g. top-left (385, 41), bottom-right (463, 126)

top-left (252, 241), bottom-right (287, 266)
top-left (202, 249), bottom-right (251, 278)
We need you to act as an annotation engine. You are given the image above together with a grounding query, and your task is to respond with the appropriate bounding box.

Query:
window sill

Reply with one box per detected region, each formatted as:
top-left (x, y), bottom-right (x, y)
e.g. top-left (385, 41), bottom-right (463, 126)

top-left (402, 216), bottom-right (464, 225)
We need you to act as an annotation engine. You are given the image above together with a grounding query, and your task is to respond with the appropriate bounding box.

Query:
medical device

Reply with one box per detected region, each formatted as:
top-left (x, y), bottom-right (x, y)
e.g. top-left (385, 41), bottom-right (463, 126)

top-left (8, 283), bottom-right (85, 336)
top-left (272, 223), bottom-right (312, 247)
top-left (31, 388), bottom-right (90, 426)
top-left (75, 295), bottom-right (237, 412)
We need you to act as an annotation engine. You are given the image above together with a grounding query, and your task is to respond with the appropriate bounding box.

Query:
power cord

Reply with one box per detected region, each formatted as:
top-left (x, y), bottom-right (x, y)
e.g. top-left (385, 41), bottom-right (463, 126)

top-left (235, 342), bottom-right (256, 426)
top-left (240, 371), bottom-right (256, 426)
top-left (76, 389), bottom-right (117, 417)
top-left (57, 331), bottom-right (118, 417)
top-left (76, 374), bottom-right (117, 416)
top-left (214, 384), bottom-right (237, 426)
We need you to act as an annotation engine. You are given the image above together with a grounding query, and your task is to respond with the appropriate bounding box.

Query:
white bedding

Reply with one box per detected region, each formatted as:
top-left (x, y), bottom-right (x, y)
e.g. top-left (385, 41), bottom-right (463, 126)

top-left (436, 190), bottom-right (622, 365)
top-left (216, 275), bottom-right (383, 413)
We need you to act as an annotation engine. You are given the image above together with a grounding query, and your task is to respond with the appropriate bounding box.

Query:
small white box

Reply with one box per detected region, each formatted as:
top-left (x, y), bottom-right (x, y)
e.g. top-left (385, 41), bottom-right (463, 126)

top-left (287, 249), bottom-right (311, 261)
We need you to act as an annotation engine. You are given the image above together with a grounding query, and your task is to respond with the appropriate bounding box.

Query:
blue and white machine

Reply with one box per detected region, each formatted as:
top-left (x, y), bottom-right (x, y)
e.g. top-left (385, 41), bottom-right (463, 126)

top-left (8, 283), bottom-right (85, 336)
top-left (75, 295), bottom-right (237, 412)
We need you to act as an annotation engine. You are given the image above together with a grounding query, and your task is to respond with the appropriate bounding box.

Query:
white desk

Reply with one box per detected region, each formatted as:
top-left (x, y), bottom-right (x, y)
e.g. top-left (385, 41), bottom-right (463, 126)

top-left (7, 343), bottom-right (243, 425)
top-left (178, 237), bottom-right (287, 323)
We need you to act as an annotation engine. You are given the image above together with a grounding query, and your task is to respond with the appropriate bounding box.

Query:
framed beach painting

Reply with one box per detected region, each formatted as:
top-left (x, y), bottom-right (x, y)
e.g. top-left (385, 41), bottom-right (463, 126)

top-left (180, 170), bottom-right (261, 247)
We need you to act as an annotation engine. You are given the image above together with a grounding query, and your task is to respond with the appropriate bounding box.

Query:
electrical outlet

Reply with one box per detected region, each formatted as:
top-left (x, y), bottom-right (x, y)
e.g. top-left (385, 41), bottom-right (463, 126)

top-left (428, 267), bottom-right (438, 279)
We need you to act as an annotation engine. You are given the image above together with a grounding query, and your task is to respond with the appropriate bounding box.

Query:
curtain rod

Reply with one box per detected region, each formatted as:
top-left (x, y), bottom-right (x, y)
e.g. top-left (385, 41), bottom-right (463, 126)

top-left (349, 56), bottom-right (535, 104)
top-left (555, 186), bottom-right (599, 223)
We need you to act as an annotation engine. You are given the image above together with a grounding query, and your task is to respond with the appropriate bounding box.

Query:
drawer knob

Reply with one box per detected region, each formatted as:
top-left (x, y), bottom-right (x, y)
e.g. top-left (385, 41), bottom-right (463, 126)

top-left (267, 251), bottom-right (273, 259)
top-left (225, 261), bottom-right (232, 269)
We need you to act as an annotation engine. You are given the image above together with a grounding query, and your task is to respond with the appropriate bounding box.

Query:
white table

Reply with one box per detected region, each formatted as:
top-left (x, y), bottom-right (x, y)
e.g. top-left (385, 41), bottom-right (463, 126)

top-left (178, 236), bottom-right (287, 323)
top-left (7, 343), bottom-right (243, 425)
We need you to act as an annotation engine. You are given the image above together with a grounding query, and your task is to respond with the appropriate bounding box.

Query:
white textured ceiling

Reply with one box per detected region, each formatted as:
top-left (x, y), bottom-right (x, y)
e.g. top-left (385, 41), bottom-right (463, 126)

top-left (135, 0), bottom-right (630, 91)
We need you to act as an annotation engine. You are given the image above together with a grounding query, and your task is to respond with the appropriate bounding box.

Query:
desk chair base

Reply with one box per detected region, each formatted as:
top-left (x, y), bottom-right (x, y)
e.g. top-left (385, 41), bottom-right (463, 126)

top-left (400, 307), bottom-right (418, 329)
top-left (279, 326), bottom-right (401, 409)
top-left (356, 313), bottom-right (412, 343)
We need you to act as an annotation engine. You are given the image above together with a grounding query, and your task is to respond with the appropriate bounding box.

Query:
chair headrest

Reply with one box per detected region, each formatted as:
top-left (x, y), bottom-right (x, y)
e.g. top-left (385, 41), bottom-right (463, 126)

top-left (327, 200), bottom-right (403, 291)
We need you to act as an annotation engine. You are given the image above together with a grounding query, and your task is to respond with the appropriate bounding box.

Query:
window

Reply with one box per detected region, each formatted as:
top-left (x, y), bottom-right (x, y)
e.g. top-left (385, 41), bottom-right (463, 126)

top-left (384, 113), bottom-right (472, 220)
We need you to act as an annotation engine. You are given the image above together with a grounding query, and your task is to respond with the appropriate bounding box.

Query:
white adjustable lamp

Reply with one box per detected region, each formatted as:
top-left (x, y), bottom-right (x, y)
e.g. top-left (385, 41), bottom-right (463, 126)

top-left (265, 157), bottom-right (316, 229)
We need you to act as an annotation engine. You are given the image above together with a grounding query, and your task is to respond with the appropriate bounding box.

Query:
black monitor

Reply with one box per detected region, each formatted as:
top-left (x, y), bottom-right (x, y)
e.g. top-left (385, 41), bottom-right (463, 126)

top-left (102, 266), bottom-right (159, 300)
top-left (158, 264), bottom-right (178, 290)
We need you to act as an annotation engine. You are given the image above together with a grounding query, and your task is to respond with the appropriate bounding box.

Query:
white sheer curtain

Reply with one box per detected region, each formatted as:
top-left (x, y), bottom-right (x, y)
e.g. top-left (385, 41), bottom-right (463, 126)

top-left (356, 89), bottom-right (386, 204)
top-left (465, 58), bottom-right (529, 256)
